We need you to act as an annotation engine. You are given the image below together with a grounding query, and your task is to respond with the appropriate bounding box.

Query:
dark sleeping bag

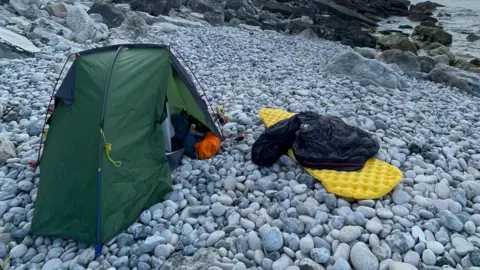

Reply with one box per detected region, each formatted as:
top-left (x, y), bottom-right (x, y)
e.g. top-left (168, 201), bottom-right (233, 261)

top-left (251, 111), bottom-right (379, 171)
top-left (292, 112), bottom-right (379, 171)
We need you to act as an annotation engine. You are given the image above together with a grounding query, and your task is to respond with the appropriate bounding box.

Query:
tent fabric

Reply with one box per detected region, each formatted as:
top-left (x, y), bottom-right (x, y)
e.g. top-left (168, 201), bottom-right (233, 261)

top-left (32, 44), bottom-right (221, 245)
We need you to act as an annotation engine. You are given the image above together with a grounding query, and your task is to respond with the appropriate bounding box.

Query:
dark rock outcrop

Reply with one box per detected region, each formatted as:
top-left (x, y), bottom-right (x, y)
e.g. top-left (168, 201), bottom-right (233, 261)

top-left (410, 1), bottom-right (443, 14)
top-left (378, 34), bottom-right (417, 53)
top-left (408, 1), bottom-right (442, 22)
top-left (467, 33), bottom-right (480, 42)
top-left (87, 3), bottom-right (127, 28)
top-left (314, 15), bottom-right (377, 48)
top-left (204, 10), bottom-right (225, 26)
top-left (412, 25), bottom-right (452, 46)
top-left (118, 0), bottom-right (411, 50)
top-left (111, 0), bottom-right (174, 16)
top-left (187, 0), bottom-right (223, 13)
top-left (262, 1), bottom-right (297, 17)
top-left (312, 0), bottom-right (376, 27)
top-left (332, 0), bottom-right (410, 18)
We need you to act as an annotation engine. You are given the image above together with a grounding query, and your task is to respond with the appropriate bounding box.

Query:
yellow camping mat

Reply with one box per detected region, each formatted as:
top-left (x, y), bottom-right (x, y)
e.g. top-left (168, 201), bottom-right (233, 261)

top-left (258, 108), bottom-right (403, 200)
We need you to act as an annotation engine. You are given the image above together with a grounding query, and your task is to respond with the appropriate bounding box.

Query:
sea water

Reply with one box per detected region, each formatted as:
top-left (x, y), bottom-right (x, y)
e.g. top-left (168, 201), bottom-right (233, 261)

top-left (376, 0), bottom-right (480, 59)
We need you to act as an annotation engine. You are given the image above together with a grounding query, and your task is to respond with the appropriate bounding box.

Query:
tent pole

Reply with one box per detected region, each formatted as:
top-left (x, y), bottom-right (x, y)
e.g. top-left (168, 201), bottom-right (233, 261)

top-left (95, 46), bottom-right (123, 257)
top-left (34, 53), bottom-right (75, 167)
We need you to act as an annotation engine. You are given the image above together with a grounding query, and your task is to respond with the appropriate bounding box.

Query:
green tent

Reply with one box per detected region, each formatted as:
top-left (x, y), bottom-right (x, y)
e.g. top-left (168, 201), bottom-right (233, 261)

top-left (31, 44), bottom-right (222, 252)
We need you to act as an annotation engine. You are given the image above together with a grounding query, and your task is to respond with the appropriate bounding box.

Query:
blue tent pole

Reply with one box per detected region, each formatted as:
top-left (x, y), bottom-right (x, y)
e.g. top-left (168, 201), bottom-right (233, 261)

top-left (95, 46), bottom-right (124, 258)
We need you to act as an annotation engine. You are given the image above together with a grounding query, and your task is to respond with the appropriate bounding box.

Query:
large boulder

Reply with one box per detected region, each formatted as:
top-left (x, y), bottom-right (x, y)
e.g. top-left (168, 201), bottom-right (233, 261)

top-left (0, 136), bottom-right (16, 164)
top-left (45, 2), bottom-right (69, 18)
top-left (428, 64), bottom-right (480, 97)
top-left (120, 15), bottom-right (148, 38)
top-left (9, 0), bottom-right (42, 16)
top-left (417, 56), bottom-right (438, 73)
top-left (378, 34), bottom-right (417, 53)
top-left (323, 51), bottom-right (406, 89)
top-left (452, 59), bottom-right (473, 71)
top-left (410, 1), bottom-right (444, 13)
top-left (377, 49), bottom-right (421, 74)
top-left (412, 25), bottom-right (452, 46)
top-left (467, 33), bottom-right (480, 42)
top-left (87, 3), bottom-right (127, 28)
top-left (0, 27), bottom-right (40, 59)
top-left (354, 47), bottom-right (377, 59)
top-left (24, 17), bottom-right (74, 45)
top-left (204, 10), bottom-right (225, 26)
top-left (471, 58), bottom-right (480, 66)
top-left (66, 4), bottom-right (109, 43)
top-left (111, 0), bottom-right (174, 16)
top-left (427, 45), bottom-right (455, 64)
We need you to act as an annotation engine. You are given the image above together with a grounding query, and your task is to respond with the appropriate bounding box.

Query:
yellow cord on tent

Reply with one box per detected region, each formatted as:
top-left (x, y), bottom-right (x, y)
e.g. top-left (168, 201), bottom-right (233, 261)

top-left (100, 128), bottom-right (122, 167)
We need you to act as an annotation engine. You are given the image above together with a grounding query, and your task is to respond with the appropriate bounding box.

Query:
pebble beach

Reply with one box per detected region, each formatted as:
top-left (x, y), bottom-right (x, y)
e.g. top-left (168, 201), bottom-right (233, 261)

top-left (1, 1), bottom-right (480, 270)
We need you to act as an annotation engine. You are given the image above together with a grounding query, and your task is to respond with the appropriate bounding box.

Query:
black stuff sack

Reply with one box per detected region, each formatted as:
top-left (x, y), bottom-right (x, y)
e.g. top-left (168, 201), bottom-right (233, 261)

top-left (292, 112), bottom-right (380, 171)
top-left (251, 115), bottom-right (301, 167)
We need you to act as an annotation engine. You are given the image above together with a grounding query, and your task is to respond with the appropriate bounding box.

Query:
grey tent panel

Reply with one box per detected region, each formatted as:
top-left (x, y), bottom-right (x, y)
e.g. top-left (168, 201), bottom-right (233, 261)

top-left (54, 63), bottom-right (76, 107)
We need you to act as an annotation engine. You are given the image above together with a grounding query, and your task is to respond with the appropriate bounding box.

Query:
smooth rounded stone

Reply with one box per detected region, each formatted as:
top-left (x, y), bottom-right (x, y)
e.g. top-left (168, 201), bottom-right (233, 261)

top-left (369, 234), bottom-right (380, 248)
top-left (332, 258), bottom-right (351, 270)
top-left (154, 244), bottom-right (174, 258)
top-left (404, 250), bottom-right (420, 266)
top-left (452, 235), bottom-right (474, 256)
top-left (262, 227), bottom-right (283, 252)
top-left (334, 243), bottom-right (350, 261)
top-left (292, 184), bottom-right (308, 194)
top-left (426, 241), bottom-right (444, 255)
top-left (377, 208), bottom-right (394, 219)
top-left (366, 219), bottom-right (383, 234)
top-left (439, 210), bottom-right (464, 232)
top-left (247, 231), bottom-right (262, 250)
top-left (350, 242), bottom-right (379, 270)
top-left (414, 243), bottom-right (426, 254)
top-left (42, 258), bottom-right (63, 270)
top-left (412, 226), bottom-right (426, 243)
top-left (434, 182), bottom-right (450, 199)
top-left (9, 244), bottom-right (27, 258)
top-left (422, 249), bottom-right (436, 265)
top-left (386, 233), bottom-right (415, 254)
top-left (392, 190), bottom-right (411, 205)
top-left (331, 216), bottom-right (345, 229)
top-left (419, 210), bottom-right (434, 219)
top-left (434, 231), bottom-right (449, 245)
top-left (471, 250), bottom-right (480, 267)
top-left (0, 242), bottom-right (7, 258)
top-left (240, 218), bottom-right (255, 230)
top-left (391, 205), bottom-right (409, 217)
top-left (464, 221), bottom-right (476, 234)
top-left (272, 254), bottom-right (293, 270)
top-left (310, 225), bottom-right (324, 237)
top-left (310, 247), bottom-right (330, 264)
top-left (389, 262), bottom-right (418, 270)
top-left (299, 237), bottom-right (314, 254)
top-left (355, 206), bottom-right (376, 218)
top-left (338, 226), bottom-right (362, 243)
top-left (211, 202), bottom-right (227, 216)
